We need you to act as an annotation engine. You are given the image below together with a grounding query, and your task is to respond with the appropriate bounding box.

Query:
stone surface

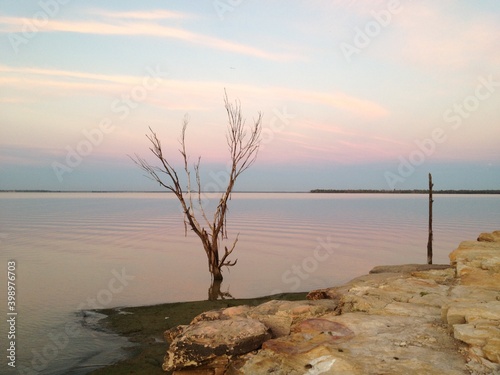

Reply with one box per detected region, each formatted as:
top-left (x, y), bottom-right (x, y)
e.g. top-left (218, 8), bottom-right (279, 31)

top-left (162, 230), bottom-right (500, 374)
top-left (231, 313), bottom-right (468, 375)
top-left (478, 230), bottom-right (500, 242)
top-left (370, 263), bottom-right (451, 274)
top-left (163, 318), bottom-right (271, 372)
top-left (449, 240), bottom-right (500, 289)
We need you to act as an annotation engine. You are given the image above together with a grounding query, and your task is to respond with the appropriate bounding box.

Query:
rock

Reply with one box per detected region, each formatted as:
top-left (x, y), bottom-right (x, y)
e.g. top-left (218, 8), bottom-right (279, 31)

top-left (449, 240), bottom-right (500, 289)
top-left (165, 324), bottom-right (189, 342)
top-left (478, 230), bottom-right (500, 242)
top-left (484, 338), bottom-right (500, 363)
top-left (247, 300), bottom-right (338, 338)
top-left (370, 264), bottom-right (451, 274)
top-left (231, 313), bottom-right (467, 375)
top-left (163, 318), bottom-right (271, 372)
top-left (453, 323), bottom-right (497, 347)
top-left (444, 301), bottom-right (500, 325)
top-left (411, 268), bottom-right (456, 284)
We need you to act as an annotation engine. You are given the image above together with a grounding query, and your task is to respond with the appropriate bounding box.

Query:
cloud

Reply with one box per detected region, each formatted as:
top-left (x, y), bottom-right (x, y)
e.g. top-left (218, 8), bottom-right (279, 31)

top-left (0, 12), bottom-right (296, 61)
top-left (0, 65), bottom-right (388, 117)
top-left (89, 9), bottom-right (190, 20)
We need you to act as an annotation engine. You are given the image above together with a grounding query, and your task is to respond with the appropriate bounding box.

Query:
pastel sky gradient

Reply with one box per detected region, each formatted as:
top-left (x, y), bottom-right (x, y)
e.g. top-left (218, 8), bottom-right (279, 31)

top-left (0, 0), bottom-right (499, 191)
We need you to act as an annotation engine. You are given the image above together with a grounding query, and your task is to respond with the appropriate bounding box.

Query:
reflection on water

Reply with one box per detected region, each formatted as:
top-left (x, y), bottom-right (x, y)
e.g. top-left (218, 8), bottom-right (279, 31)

top-left (0, 192), bottom-right (499, 373)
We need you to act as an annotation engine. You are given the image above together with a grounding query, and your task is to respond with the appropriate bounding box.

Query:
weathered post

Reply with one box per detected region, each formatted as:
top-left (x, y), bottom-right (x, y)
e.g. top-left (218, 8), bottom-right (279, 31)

top-left (427, 173), bottom-right (434, 264)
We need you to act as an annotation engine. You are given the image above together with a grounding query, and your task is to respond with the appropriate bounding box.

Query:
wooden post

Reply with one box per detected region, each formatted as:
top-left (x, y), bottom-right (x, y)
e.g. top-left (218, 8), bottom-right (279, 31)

top-left (427, 173), bottom-right (433, 264)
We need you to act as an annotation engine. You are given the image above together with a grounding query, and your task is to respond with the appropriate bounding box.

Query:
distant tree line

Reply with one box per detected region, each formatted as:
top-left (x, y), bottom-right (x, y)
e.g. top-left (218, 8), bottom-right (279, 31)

top-left (310, 189), bottom-right (500, 194)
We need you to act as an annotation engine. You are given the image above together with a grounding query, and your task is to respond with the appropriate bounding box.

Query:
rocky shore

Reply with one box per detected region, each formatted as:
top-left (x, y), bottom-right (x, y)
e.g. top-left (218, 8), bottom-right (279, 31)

top-left (162, 231), bottom-right (500, 374)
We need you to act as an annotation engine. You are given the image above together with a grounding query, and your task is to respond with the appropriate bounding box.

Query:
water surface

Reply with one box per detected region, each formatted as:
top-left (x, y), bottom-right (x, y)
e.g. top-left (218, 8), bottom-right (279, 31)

top-left (0, 192), bottom-right (498, 373)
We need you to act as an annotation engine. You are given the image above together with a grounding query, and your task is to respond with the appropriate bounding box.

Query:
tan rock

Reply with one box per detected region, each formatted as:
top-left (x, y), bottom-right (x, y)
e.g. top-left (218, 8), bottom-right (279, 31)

top-left (410, 268), bottom-right (456, 284)
top-left (370, 264), bottom-right (451, 274)
top-left (227, 344), bottom-right (363, 375)
top-left (449, 285), bottom-right (500, 302)
top-left (247, 299), bottom-right (337, 338)
top-left (453, 323), bottom-right (494, 346)
top-left (449, 240), bottom-right (500, 289)
top-left (445, 301), bottom-right (500, 325)
top-left (478, 231), bottom-right (500, 242)
top-left (483, 337), bottom-right (500, 363)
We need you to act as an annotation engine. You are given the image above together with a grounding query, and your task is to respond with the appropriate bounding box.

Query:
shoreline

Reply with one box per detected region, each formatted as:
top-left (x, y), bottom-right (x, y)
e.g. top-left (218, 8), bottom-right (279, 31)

top-left (87, 265), bottom-right (454, 374)
top-left (88, 292), bottom-right (308, 374)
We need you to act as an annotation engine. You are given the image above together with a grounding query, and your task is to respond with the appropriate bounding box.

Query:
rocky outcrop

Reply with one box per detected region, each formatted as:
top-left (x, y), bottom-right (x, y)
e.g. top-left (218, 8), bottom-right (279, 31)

top-left (163, 318), bottom-right (271, 373)
top-left (163, 300), bottom-right (338, 374)
top-left (162, 231), bottom-right (500, 374)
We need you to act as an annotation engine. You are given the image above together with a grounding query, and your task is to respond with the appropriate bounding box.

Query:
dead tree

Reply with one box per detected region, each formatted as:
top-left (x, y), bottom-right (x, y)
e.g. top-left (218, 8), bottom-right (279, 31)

top-left (131, 92), bottom-right (262, 282)
top-left (427, 173), bottom-right (434, 264)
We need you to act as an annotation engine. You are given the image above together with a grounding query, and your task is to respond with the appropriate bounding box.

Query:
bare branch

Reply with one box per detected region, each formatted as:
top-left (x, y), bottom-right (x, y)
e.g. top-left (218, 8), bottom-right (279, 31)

top-left (219, 234), bottom-right (239, 268)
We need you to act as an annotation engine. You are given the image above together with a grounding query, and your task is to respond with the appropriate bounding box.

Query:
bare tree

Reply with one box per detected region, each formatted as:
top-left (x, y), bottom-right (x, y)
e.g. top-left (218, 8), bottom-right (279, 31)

top-left (131, 92), bottom-right (262, 283)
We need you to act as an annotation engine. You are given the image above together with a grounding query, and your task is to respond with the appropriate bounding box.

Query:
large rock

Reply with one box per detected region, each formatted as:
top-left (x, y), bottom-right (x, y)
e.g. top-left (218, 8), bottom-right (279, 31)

top-left (478, 230), bottom-right (500, 242)
top-left (163, 318), bottom-right (271, 372)
top-left (449, 240), bottom-right (500, 288)
top-left (163, 300), bottom-right (338, 372)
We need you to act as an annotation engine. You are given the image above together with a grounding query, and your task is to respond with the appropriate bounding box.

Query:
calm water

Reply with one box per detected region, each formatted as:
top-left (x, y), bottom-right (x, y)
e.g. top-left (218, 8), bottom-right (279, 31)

top-left (0, 192), bottom-right (499, 374)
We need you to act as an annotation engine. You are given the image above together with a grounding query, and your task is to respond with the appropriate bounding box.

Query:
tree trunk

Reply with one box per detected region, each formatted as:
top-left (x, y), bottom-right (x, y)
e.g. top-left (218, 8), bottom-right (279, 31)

top-left (206, 243), bottom-right (223, 281)
top-left (427, 173), bottom-right (434, 265)
top-left (212, 265), bottom-right (223, 281)
top-left (208, 279), bottom-right (222, 301)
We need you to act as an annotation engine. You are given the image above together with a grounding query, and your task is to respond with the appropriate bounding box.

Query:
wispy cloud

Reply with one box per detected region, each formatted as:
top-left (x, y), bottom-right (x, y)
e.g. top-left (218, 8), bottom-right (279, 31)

top-left (90, 9), bottom-right (190, 20)
top-left (0, 65), bottom-right (388, 117)
top-left (0, 65), bottom-right (137, 85)
top-left (0, 12), bottom-right (296, 61)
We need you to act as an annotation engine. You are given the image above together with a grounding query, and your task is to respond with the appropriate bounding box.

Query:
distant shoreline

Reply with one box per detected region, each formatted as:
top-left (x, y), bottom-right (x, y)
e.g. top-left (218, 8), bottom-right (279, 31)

top-left (1, 189), bottom-right (499, 194)
top-left (310, 189), bottom-right (500, 194)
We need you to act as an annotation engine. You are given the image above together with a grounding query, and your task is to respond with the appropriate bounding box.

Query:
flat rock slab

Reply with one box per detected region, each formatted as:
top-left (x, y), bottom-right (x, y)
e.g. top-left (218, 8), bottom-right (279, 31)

top-left (370, 264), bottom-right (451, 274)
top-left (230, 313), bottom-right (468, 375)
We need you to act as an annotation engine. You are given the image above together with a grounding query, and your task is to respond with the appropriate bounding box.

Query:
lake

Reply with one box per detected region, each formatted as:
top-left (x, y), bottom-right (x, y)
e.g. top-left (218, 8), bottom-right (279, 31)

top-left (0, 192), bottom-right (499, 374)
